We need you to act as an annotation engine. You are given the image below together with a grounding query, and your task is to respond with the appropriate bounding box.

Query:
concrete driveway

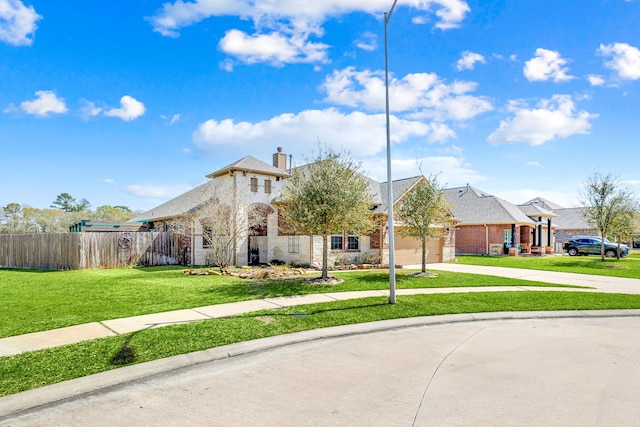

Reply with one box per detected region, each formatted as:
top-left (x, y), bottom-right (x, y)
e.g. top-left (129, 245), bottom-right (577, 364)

top-left (2, 312), bottom-right (640, 426)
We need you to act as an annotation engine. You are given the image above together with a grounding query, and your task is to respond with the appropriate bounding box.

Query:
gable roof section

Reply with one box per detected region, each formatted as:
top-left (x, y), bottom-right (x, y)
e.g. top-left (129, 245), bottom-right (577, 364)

top-left (376, 176), bottom-right (423, 214)
top-left (443, 185), bottom-right (536, 226)
top-left (517, 203), bottom-right (558, 218)
top-left (207, 155), bottom-right (290, 179)
top-left (524, 197), bottom-right (565, 210)
top-left (130, 180), bottom-right (220, 222)
top-left (552, 207), bottom-right (591, 230)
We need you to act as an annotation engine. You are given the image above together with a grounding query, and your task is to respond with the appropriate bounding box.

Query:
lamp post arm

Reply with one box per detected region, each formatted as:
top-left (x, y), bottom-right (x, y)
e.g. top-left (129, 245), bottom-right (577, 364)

top-left (386, 0), bottom-right (399, 24)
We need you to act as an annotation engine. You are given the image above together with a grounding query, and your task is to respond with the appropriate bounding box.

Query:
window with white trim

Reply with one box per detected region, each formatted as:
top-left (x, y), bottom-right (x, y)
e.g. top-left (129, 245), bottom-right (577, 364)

top-left (330, 233), bottom-right (360, 251)
top-left (330, 235), bottom-right (343, 250)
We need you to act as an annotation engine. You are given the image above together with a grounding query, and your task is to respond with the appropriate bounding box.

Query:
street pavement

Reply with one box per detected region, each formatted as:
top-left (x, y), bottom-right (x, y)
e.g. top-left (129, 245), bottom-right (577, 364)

top-left (2, 312), bottom-right (640, 426)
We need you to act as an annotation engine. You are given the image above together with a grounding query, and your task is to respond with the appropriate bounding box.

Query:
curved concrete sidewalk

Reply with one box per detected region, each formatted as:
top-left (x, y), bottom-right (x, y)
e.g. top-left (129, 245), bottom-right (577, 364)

top-left (2, 312), bottom-right (640, 426)
top-left (1, 264), bottom-right (638, 357)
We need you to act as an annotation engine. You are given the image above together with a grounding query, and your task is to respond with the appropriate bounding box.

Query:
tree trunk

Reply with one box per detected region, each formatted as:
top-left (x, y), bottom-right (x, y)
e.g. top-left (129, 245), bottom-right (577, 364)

top-left (421, 236), bottom-right (427, 273)
top-left (322, 234), bottom-right (329, 280)
top-left (600, 233), bottom-right (605, 262)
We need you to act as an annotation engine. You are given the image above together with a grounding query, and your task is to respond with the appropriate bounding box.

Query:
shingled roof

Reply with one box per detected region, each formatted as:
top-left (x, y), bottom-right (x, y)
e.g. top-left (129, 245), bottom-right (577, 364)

top-left (207, 156), bottom-right (290, 179)
top-left (376, 176), bottom-right (423, 214)
top-left (131, 180), bottom-right (221, 222)
top-left (443, 185), bottom-right (536, 225)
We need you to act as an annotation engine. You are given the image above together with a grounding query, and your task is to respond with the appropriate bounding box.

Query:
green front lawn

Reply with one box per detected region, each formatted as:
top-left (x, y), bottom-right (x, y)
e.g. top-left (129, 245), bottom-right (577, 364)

top-left (454, 255), bottom-right (640, 279)
top-left (3, 291), bottom-right (640, 397)
top-left (1, 267), bottom-right (574, 338)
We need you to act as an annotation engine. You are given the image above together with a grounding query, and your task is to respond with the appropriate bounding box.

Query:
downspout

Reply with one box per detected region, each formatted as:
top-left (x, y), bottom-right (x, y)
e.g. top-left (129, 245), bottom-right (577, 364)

top-left (191, 221), bottom-right (195, 266)
top-left (233, 173), bottom-right (238, 266)
top-left (484, 224), bottom-right (489, 255)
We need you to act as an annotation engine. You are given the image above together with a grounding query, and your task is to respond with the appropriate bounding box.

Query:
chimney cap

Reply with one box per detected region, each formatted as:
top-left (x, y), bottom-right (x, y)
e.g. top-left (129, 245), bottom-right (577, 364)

top-left (277, 147), bottom-right (283, 153)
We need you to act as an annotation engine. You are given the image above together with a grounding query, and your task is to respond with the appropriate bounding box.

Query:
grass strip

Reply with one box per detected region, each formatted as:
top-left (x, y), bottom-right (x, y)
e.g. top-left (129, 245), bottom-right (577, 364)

top-left (2, 291), bottom-right (640, 397)
top-left (455, 255), bottom-right (640, 278)
top-left (0, 268), bottom-right (577, 338)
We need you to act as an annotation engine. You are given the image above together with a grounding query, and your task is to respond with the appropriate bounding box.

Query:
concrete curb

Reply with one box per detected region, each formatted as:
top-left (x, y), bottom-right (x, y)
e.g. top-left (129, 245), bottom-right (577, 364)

top-left (3, 309), bottom-right (640, 420)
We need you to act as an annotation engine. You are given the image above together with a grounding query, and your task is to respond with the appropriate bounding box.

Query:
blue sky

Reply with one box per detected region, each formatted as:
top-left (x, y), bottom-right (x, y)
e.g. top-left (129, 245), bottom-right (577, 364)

top-left (1, 0), bottom-right (639, 212)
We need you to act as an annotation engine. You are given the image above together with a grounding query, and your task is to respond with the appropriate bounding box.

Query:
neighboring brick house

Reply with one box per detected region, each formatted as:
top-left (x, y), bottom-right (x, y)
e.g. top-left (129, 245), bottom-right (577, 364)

top-left (443, 186), bottom-right (558, 255)
top-left (525, 197), bottom-right (594, 251)
top-left (131, 148), bottom-right (456, 267)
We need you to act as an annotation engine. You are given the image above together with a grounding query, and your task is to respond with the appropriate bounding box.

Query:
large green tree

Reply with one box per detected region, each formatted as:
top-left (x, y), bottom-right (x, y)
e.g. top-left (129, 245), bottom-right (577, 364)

top-left (280, 147), bottom-right (375, 280)
top-left (580, 172), bottom-right (638, 261)
top-left (51, 193), bottom-right (91, 212)
top-left (94, 205), bottom-right (134, 222)
top-left (1, 203), bottom-right (23, 234)
top-left (608, 200), bottom-right (640, 258)
top-left (396, 174), bottom-right (452, 273)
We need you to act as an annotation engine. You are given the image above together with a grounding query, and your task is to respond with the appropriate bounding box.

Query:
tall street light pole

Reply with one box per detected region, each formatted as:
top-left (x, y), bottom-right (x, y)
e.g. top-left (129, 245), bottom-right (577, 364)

top-left (384, 0), bottom-right (399, 304)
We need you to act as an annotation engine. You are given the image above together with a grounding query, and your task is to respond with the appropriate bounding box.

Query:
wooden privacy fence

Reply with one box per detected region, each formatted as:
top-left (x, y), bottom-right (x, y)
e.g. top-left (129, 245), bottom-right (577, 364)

top-left (0, 232), bottom-right (185, 270)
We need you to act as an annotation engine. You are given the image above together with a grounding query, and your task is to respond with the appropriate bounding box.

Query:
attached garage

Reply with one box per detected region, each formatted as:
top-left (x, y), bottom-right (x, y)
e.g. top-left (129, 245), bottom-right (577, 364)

top-left (394, 235), bottom-right (442, 265)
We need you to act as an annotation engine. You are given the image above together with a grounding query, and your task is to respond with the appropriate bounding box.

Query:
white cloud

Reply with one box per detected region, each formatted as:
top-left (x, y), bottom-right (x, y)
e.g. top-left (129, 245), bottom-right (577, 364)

top-left (149, 0), bottom-right (470, 65)
top-left (411, 0), bottom-right (470, 29)
top-left (487, 95), bottom-right (597, 146)
top-left (364, 155), bottom-right (486, 186)
top-left (193, 108), bottom-right (437, 156)
top-left (587, 74), bottom-right (605, 86)
top-left (523, 48), bottom-right (574, 82)
top-left (219, 26), bottom-right (329, 66)
top-left (124, 184), bottom-right (191, 199)
top-left (0, 0), bottom-right (41, 46)
top-left (526, 161), bottom-right (542, 167)
top-left (14, 90), bottom-right (68, 117)
top-left (78, 99), bottom-right (102, 120)
top-left (104, 96), bottom-right (146, 121)
top-left (320, 67), bottom-right (492, 121)
top-left (354, 31), bottom-right (377, 51)
top-left (598, 42), bottom-right (640, 80)
top-left (455, 51), bottom-right (485, 71)
top-left (160, 113), bottom-right (181, 125)
top-left (103, 178), bottom-right (116, 184)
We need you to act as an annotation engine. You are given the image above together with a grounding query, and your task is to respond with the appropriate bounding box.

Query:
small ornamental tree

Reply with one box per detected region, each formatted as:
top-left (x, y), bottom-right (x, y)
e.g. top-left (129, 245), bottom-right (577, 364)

top-left (280, 147), bottom-right (375, 280)
top-left (580, 172), bottom-right (638, 261)
top-left (396, 174), bottom-right (452, 273)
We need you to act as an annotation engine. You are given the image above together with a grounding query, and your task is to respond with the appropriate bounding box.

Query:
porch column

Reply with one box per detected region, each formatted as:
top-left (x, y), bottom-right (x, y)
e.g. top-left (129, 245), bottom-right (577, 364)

top-left (511, 224), bottom-right (516, 247)
top-left (532, 226), bottom-right (536, 245)
top-left (547, 218), bottom-right (552, 247)
top-left (537, 217), bottom-right (543, 247)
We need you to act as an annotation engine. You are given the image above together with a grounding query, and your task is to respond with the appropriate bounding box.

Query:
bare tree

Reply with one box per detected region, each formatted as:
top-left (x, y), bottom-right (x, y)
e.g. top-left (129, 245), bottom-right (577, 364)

top-left (396, 174), bottom-right (452, 274)
top-left (279, 146), bottom-right (375, 280)
top-left (168, 183), bottom-right (268, 272)
top-left (580, 172), bottom-right (638, 261)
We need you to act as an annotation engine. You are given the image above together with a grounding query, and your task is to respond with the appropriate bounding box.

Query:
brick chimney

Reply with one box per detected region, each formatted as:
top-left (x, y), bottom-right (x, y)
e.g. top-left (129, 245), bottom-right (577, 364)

top-left (273, 147), bottom-right (287, 170)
